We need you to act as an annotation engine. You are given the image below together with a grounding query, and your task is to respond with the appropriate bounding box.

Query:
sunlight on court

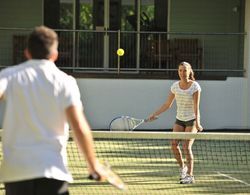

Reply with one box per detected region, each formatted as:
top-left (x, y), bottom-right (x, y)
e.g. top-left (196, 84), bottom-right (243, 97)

top-left (0, 132), bottom-right (249, 195)
top-left (64, 132), bottom-right (250, 195)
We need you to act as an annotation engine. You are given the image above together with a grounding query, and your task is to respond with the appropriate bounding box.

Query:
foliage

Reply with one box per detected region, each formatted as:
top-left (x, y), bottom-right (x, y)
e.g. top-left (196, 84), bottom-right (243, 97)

top-left (60, 3), bottom-right (73, 29)
top-left (59, 3), bottom-right (93, 30)
top-left (79, 4), bottom-right (93, 30)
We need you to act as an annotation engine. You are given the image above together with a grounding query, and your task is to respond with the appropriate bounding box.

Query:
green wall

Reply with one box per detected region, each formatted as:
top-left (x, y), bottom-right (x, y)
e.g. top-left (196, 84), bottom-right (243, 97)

top-left (170, 0), bottom-right (243, 32)
top-left (0, 0), bottom-right (43, 65)
top-left (0, 0), bottom-right (42, 28)
top-left (170, 0), bottom-right (244, 72)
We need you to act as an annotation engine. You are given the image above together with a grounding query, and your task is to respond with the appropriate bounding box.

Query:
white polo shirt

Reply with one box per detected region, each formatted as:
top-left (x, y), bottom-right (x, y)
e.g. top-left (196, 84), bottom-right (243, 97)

top-left (171, 81), bottom-right (201, 121)
top-left (0, 59), bottom-right (82, 182)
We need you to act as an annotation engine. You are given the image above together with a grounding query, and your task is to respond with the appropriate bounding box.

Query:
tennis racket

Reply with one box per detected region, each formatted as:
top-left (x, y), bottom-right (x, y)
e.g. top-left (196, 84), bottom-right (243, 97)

top-left (88, 162), bottom-right (127, 190)
top-left (109, 116), bottom-right (148, 131)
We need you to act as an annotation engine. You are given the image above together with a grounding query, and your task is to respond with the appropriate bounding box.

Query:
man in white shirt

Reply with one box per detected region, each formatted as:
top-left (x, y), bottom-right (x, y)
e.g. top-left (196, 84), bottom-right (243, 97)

top-left (0, 26), bottom-right (103, 195)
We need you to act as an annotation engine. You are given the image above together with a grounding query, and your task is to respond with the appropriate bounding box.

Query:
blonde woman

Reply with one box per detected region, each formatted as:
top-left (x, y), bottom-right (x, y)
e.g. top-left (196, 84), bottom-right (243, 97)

top-left (148, 61), bottom-right (203, 184)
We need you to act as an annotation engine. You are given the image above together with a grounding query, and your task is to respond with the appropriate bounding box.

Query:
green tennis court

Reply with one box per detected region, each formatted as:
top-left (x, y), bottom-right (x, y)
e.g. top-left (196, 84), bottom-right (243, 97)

top-left (1, 131), bottom-right (250, 195)
top-left (69, 132), bottom-right (250, 194)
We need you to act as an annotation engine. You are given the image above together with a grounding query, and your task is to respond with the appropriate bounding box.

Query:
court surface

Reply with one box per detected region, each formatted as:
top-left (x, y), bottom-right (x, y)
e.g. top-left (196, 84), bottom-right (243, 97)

top-left (0, 131), bottom-right (249, 195)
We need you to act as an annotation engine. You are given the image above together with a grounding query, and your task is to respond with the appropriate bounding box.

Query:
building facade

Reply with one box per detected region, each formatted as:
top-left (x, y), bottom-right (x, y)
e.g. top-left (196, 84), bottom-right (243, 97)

top-left (0, 0), bottom-right (249, 130)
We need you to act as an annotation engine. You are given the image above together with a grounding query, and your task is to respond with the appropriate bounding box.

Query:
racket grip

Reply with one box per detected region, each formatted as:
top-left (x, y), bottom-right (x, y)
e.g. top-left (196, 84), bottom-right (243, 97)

top-left (88, 173), bottom-right (101, 181)
top-left (145, 115), bottom-right (159, 122)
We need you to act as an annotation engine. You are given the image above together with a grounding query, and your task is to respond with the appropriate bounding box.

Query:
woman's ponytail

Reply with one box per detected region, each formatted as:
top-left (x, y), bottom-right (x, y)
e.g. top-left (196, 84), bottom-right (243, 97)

top-left (189, 68), bottom-right (195, 81)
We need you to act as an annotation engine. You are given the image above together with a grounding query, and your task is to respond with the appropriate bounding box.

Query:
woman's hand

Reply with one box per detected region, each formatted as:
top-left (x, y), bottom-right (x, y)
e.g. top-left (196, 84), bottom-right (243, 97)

top-left (196, 123), bottom-right (203, 132)
top-left (147, 114), bottom-right (158, 122)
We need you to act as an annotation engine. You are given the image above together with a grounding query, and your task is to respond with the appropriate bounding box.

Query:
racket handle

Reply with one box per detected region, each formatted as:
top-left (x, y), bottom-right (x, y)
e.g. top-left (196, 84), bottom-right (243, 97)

top-left (145, 115), bottom-right (159, 122)
top-left (88, 173), bottom-right (101, 181)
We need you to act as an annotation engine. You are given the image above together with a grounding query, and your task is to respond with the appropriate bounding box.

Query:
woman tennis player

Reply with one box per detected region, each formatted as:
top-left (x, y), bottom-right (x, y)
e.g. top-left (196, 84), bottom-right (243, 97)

top-left (148, 61), bottom-right (203, 184)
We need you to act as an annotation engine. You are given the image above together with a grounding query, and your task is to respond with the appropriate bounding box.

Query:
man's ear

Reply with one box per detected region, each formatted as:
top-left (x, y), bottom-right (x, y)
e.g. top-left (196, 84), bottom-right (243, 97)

top-left (49, 50), bottom-right (59, 62)
top-left (24, 48), bottom-right (32, 60)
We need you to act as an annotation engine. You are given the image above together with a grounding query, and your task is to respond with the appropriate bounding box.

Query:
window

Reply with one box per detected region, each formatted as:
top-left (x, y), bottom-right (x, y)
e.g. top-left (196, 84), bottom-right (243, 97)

top-left (42, 0), bottom-right (245, 79)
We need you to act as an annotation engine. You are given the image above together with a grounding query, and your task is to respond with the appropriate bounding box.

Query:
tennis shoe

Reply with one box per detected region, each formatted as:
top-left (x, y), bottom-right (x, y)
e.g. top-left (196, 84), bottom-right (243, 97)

top-left (179, 165), bottom-right (188, 180)
top-left (180, 175), bottom-right (195, 184)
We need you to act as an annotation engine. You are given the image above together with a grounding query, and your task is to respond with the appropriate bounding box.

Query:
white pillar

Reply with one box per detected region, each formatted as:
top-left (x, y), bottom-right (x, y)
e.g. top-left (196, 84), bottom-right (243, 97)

top-left (244, 0), bottom-right (250, 128)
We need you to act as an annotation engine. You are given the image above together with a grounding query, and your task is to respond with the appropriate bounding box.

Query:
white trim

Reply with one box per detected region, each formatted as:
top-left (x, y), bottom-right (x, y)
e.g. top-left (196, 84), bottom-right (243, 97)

top-left (217, 172), bottom-right (250, 186)
top-left (168, 0), bottom-right (171, 33)
top-left (103, 0), bottom-right (110, 69)
top-left (88, 131), bottom-right (250, 140)
top-left (73, 0), bottom-right (76, 29)
top-left (136, 0), bottom-right (141, 71)
top-left (244, 0), bottom-right (250, 128)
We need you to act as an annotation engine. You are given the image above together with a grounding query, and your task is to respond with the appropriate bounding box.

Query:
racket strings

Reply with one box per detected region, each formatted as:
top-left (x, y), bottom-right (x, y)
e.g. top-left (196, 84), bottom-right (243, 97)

top-left (110, 117), bottom-right (143, 131)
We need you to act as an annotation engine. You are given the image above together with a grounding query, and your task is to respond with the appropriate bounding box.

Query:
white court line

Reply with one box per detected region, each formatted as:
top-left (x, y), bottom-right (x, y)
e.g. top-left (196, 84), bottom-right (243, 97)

top-left (216, 171), bottom-right (250, 186)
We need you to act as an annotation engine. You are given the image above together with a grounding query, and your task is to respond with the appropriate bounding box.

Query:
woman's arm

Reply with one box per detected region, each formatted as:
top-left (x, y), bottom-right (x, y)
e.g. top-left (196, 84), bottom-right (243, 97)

top-left (148, 92), bottom-right (175, 121)
top-left (193, 91), bottom-right (203, 131)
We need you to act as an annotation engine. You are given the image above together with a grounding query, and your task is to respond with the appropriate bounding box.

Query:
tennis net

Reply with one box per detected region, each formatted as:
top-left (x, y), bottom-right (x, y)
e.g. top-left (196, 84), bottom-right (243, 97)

top-left (0, 131), bottom-right (250, 195)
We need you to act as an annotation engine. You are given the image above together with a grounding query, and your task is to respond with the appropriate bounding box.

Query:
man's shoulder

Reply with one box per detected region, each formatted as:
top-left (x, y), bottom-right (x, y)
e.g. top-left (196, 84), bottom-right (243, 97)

top-left (55, 69), bottom-right (75, 82)
top-left (52, 69), bottom-right (77, 90)
top-left (0, 61), bottom-right (28, 77)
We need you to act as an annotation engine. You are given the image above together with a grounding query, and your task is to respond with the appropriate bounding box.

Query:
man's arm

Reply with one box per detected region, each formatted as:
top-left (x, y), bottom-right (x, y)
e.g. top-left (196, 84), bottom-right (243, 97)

top-left (0, 70), bottom-right (8, 101)
top-left (66, 105), bottom-right (99, 174)
top-left (0, 91), bottom-right (4, 100)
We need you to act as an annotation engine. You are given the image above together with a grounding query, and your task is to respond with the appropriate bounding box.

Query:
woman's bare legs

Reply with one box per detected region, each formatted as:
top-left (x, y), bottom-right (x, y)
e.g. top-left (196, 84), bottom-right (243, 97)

top-left (171, 124), bottom-right (185, 168)
top-left (182, 125), bottom-right (198, 176)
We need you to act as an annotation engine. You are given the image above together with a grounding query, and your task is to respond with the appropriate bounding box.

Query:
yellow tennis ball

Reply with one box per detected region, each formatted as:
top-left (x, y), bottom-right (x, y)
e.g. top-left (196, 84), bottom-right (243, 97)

top-left (117, 48), bottom-right (125, 56)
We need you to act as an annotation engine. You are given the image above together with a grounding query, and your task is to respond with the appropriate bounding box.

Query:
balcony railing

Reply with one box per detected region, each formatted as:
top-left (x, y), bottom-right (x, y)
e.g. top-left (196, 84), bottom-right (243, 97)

top-left (0, 28), bottom-right (246, 78)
